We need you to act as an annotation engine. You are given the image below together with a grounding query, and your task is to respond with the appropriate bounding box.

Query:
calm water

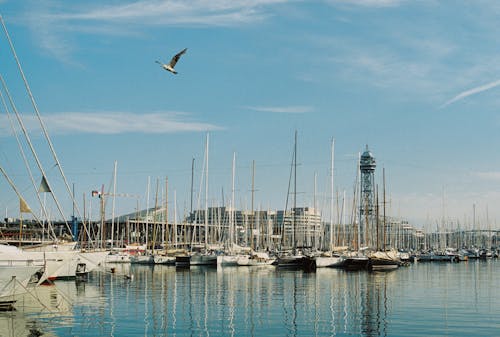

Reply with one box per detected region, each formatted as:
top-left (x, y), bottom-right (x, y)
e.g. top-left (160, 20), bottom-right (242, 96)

top-left (2, 260), bottom-right (500, 336)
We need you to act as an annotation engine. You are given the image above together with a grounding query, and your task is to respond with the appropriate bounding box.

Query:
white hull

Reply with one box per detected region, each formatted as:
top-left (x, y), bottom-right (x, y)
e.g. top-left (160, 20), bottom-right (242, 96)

top-left (78, 251), bottom-right (109, 271)
top-left (314, 256), bottom-right (344, 268)
top-left (236, 255), bottom-right (276, 266)
top-left (22, 241), bottom-right (78, 252)
top-left (1, 244), bottom-right (81, 282)
top-left (237, 252), bottom-right (276, 266)
top-left (0, 265), bottom-right (42, 299)
top-left (190, 253), bottom-right (217, 266)
top-left (106, 253), bottom-right (131, 264)
top-left (217, 255), bottom-right (240, 266)
top-left (153, 255), bottom-right (176, 265)
top-left (130, 255), bottom-right (155, 264)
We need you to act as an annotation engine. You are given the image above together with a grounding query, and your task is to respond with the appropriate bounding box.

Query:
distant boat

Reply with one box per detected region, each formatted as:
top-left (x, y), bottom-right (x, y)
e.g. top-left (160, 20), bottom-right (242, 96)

top-left (153, 254), bottom-right (176, 265)
top-left (237, 251), bottom-right (276, 266)
top-left (105, 251), bottom-right (131, 264)
top-left (130, 254), bottom-right (155, 265)
top-left (189, 252), bottom-right (217, 266)
top-left (417, 250), bottom-right (459, 262)
top-left (342, 251), bottom-right (370, 270)
top-left (314, 253), bottom-right (345, 268)
top-left (217, 255), bottom-right (240, 267)
top-left (367, 250), bottom-right (401, 271)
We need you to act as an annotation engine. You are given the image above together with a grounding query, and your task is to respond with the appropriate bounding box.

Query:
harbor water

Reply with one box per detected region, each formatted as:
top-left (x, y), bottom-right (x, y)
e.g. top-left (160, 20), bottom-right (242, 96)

top-left (2, 260), bottom-right (500, 336)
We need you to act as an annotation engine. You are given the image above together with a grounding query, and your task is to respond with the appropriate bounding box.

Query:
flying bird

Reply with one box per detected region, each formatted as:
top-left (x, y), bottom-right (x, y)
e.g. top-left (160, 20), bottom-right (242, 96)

top-left (156, 48), bottom-right (187, 74)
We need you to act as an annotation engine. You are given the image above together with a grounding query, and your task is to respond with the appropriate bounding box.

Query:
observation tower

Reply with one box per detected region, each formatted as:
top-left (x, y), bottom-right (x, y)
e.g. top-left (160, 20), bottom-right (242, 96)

top-left (359, 145), bottom-right (376, 248)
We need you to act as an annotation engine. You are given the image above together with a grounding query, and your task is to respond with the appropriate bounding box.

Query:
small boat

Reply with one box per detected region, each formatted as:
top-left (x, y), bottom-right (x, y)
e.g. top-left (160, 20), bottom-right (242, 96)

top-left (314, 252), bottom-right (345, 268)
top-left (367, 250), bottom-right (401, 271)
top-left (153, 254), bottom-right (176, 265)
top-left (190, 252), bottom-right (217, 266)
top-left (237, 252), bottom-right (276, 266)
top-left (277, 250), bottom-right (314, 269)
top-left (342, 251), bottom-right (370, 270)
top-left (130, 254), bottom-right (155, 264)
top-left (106, 251), bottom-right (131, 264)
top-left (417, 250), bottom-right (459, 262)
top-left (217, 255), bottom-right (240, 267)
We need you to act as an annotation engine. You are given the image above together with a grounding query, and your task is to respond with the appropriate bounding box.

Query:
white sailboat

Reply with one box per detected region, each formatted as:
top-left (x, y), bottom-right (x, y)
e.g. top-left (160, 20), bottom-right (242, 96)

top-left (277, 131), bottom-right (313, 269)
top-left (0, 265), bottom-right (42, 301)
top-left (236, 251), bottom-right (276, 266)
top-left (315, 139), bottom-right (344, 268)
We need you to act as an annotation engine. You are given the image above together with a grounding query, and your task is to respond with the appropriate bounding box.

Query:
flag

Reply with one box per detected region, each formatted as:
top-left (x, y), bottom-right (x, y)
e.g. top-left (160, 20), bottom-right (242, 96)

top-left (38, 176), bottom-right (51, 193)
top-left (92, 190), bottom-right (101, 198)
top-left (20, 197), bottom-right (32, 213)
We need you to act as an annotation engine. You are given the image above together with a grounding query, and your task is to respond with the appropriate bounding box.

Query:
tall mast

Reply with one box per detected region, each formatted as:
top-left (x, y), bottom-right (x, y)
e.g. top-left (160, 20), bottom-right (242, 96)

top-left (145, 177), bottom-right (150, 251)
top-left (230, 152), bottom-right (236, 248)
top-left (190, 158), bottom-right (195, 216)
top-left (165, 177), bottom-right (169, 248)
top-left (152, 178), bottom-right (159, 255)
top-left (330, 138), bottom-right (335, 251)
top-left (383, 167), bottom-right (387, 251)
top-left (251, 160), bottom-right (255, 250)
top-left (293, 130), bottom-right (297, 249)
top-left (205, 133), bottom-right (209, 247)
top-left (111, 161), bottom-right (117, 250)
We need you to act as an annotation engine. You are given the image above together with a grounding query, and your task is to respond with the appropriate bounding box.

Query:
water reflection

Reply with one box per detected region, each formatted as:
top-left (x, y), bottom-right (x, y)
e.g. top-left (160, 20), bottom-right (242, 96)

top-left (2, 261), bottom-right (499, 336)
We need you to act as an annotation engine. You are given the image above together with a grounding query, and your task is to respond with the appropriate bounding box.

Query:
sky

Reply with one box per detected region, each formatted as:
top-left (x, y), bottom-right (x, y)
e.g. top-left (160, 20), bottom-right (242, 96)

top-left (1, 0), bottom-right (500, 230)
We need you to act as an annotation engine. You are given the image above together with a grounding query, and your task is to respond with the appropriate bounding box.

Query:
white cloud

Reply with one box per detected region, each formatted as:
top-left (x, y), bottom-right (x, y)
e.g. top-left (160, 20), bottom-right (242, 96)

top-left (326, 0), bottom-right (404, 8)
top-left (246, 105), bottom-right (314, 113)
top-left (19, 0), bottom-right (288, 63)
top-left (441, 79), bottom-right (500, 108)
top-left (0, 111), bottom-right (222, 135)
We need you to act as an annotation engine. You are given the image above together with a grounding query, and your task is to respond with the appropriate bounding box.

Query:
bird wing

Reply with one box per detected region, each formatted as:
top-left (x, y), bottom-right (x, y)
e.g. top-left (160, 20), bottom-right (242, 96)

top-left (169, 48), bottom-right (187, 67)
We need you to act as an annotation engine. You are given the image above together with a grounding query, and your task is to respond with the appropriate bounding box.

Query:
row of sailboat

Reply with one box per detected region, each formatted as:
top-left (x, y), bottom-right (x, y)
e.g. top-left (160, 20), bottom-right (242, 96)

top-left (100, 135), bottom-right (403, 271)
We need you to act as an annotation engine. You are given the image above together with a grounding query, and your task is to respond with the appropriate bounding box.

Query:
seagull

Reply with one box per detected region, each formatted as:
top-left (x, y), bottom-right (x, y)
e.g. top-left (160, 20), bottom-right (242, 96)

top-left (156, 48), bottom-right (187, 74)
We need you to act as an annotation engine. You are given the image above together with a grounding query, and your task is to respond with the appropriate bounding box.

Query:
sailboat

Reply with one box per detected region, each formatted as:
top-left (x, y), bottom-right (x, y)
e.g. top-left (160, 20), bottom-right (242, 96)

top-left (217, 153), bottom-right (245, 267)
top-left (184, 134), bottom-right (218, 266)
top-left (315, 139), bottom-right (345, 268)
top-left (366, 168), bottom-right (401, 270)
top-left (341, 151), bottom-right (369, 270)
top-left (277, 131), bottom-right (314, 269)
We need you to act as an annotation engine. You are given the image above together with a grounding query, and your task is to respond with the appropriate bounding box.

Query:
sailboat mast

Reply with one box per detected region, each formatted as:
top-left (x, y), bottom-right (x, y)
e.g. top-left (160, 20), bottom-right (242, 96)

top-left (205, 133), bottom-right (209, 248)
top-left (165, 177), bottom-right (169, 248)
top-left (145, 177), bottom-right (150, 251)
top-left (111, 161), bottom-right (117, 250)
top-left (383, 167), bottom-right (387, 250)
top-left (190, 158), bottom-right (195, 216)
top-left (251, 160), bottom-right (255, 250)
top-left (230, 152), bottom-right (236, 249)
top-left (330, 138), bottom-right (335, 251)
top-left (293, 130), bottom-right (297, 249)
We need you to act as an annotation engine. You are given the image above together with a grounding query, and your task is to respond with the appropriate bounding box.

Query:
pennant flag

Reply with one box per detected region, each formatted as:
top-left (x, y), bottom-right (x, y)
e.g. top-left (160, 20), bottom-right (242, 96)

top-left (20, 197), bottom-right (32, 213)
top-left (38, 176), bottom-right (51, 193)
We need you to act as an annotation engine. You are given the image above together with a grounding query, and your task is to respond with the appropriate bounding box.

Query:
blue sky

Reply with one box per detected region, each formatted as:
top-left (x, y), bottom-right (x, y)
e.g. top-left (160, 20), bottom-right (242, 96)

top-left (1, 0), bottom-right (500, 229)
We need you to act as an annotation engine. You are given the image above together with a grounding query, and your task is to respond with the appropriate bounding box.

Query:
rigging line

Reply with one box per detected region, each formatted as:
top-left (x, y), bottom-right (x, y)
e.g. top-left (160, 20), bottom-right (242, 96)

top-left (0, 86), bottom-right (57, 240)
top-left (0, 16), bottom-right (85, 232)
top-left (0, 165), bottom-right (44, 227)
top-left (0, 74), bottom-right (71, 234)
